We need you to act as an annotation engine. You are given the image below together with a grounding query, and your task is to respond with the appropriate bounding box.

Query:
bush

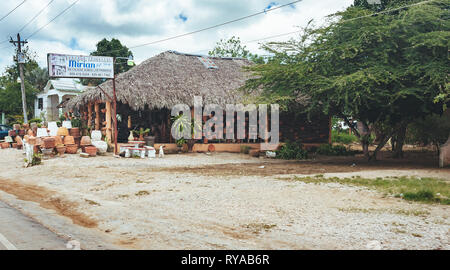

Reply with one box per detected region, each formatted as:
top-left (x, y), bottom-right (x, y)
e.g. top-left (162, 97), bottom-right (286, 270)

top-left (240, 145), bottom-right (251, 154)
top-left (29, 118), bottom-right (42, 124)
top-left (332, 130), bottom-right (358, 144)
top-left (276, 141), bottom-right (308, 160)
top-left (316, 144), bottom-right (356, 156)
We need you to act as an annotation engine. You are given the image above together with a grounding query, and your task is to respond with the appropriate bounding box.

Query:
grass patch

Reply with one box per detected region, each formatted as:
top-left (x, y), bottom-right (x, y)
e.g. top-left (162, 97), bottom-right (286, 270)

top-left (293, 176), bottom-right (450, 205)
top-left (337, 207), bottom-right (429, 217)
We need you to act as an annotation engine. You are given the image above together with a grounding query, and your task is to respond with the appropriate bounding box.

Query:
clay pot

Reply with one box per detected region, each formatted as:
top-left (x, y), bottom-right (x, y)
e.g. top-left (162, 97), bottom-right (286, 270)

top-left (12, 143), bottom-right (17, 149)
top-left (64, 136), bottom-right (75, 145)
top-left (18, 129), bottom-right (25, 136)
top-left (57, 127), bottom-right (69, 136)
top-left (15, 136), bottom-right (23, 146)
top-left (69, 128), bottom-right (80, 137)
top-left (27, 129), bottom-right (34, 136)
top-left (16, 144), bottom-right (22, 150)
top-left (80, 136), bottom-right (92, 146)
top-left (52, 136), bottom-right (63, 145)
top-left (35, 137), bottom-right (44, 148)
top-left (65, 144), bottom-right (78, 154)
top-left (8, 130), bottom-right (16, 137)
top-left (56, 145), bottom-right (66, 156)
top-left (208, 144), bottom-right (216, 152)
top-left (13, 124), bottom-right (21, 130)
top-left (23, 123), bottom-right (30, 129)
top-left (84, 146), bottom-right (97, 157)
top-left (1, 142), bottom-right (9, 149)
top-left (27, 136), bottom-right (37, 145)
top-left (74, 136), bottom-right (81, 147)
top-left (43, 137), bottom-right (56, 149)
top-left (33, 145), bottom-right (40, 153)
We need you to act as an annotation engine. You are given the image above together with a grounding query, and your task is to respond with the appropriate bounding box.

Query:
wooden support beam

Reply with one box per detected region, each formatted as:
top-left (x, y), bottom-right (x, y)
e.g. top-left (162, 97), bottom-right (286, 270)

top-left (87, 102), bottom-right (92, 128)
top-left (105, 101), bottom-right (112, 144)
top-left (95, 102), bottom-right (100, 130)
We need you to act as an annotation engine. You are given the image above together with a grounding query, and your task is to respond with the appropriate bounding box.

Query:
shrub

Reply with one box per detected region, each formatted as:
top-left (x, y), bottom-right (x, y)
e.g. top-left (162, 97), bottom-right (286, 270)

top-left (29, 118), bottom-right (43, 124)
top-left (240, 145), bottom-right (251, 154)
top-left (276, 141), bottom-right (308, 160)
top-left (316, 144), bottom-right (356, 156)
top-left (331, 130), bottom-right (358, 144)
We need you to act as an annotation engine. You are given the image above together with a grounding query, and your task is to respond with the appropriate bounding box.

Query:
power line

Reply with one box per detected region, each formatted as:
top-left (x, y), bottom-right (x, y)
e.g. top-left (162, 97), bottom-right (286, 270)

top-left (26, 0), bottom-right (79, 40)
top-left (102, 0), bottom-right (304, 55)
top-left (0, 0), bottom-right (27, 23)
top-left (19, 0), bottom-right (55, 34)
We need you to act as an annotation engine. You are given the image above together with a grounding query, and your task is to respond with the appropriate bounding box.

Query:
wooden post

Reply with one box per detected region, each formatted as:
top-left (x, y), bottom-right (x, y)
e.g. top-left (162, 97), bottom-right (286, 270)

top-left (87, 102), bottom-right (92, 129)
top-left (95, 102), bottom-right (100, 130)
top-left (105, 101), bottom-right (112, 144)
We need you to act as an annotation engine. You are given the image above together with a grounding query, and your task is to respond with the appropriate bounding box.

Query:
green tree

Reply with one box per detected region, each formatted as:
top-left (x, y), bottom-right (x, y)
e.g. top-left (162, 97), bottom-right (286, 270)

top-left (209, 36), bottom-right (265, 64)
top-left (0, 81), bottom-right (38, 123)
top-left (82, 38), bottom-right (133, 86)
top-left (244, 0), bottom-right (449, 160)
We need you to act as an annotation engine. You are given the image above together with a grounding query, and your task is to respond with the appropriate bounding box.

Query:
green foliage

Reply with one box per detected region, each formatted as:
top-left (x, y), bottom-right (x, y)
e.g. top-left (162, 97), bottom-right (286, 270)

top-left (240, 145), bottom-right (251, 154)
top-left (332, 131), bottom-right (358, 144)
top-left (209, 36), bottom-right (265, 64)
top-left (406, 113), bottom-right (450, 146)
top-left (82, 38), bottom-right (133, 86)
top-left (71, 118), bottom-right (82, 128)
top-left (0, 81), bottom-right (38, 121)
top-left (244, 0), bottom-right (449, 159)
top-left (293, 175), bottom-right (450, 205)
top-left (276, 141), bottom-right (308, 160)
top-left (29, 118), bottom-right (42, 124)
top-left (316, 144), bottom-right (357, 156)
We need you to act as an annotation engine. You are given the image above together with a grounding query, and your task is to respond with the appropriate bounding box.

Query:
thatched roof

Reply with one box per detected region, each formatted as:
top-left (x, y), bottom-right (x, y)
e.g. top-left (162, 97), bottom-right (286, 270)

top-left (67, 51), bottom-right (253, 110)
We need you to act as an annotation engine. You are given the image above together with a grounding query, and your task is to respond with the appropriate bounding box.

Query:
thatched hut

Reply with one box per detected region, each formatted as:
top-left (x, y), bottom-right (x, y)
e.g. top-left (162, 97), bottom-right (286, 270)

top-left (67, 51), bottom-right (330, 152)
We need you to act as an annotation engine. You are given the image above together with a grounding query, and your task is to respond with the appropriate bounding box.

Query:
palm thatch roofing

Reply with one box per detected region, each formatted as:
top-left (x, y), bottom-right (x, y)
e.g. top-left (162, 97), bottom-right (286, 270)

top-left (67, 51), bottom-right (253, 111)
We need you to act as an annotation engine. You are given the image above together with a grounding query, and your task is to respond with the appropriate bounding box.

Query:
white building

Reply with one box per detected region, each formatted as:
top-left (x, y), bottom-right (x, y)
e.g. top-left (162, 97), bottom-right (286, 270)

top-left (34, 79), bottom-right (86, 121)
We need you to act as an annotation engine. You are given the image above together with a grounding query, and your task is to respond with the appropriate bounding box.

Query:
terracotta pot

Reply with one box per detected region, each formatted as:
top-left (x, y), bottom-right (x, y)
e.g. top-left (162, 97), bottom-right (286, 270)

top-left (33, 145), bottom-right (40, 153)
top-left (19, 129), bottom-right (25, 136)
top-left (57, 127), bottom-right (69, 136)
top-left (69, 128), bottom-right (80, 137)
top-left (28, 136), bottom-right (37, 145)
top-left (8, 130), bottom-right (16, 137)
top-left (16, 144), bottom-right (22, 150)
top-left (23, 123), bottom-right (29, 129)
top-left (35, 137), bottom-right (44, 147)
top-left (65, 144), bottom-right (78, 154)
top-left (208, 144), bottom-right (216, 152)
top-left (80, 136), bottom-right (92, 146)
top-left (52, 136), bottom-right (63, 145)
top-left (12, 143), bottom-right (17, 148)
top-left (74, 136), bottom-right (81, 147)
top-left (13, 124), bottom-right (21, 130)
top-left (15, 136), bottom-right (23, 146)
top-left (27, 129), bottom-right (34, 136)
top-left (64, 136), bottom-right (75, 145)
top-left (84, 146), bottom-right (97, 157)
top-left (56, 146), bottom-right (66, 156)
top-left (43, 137), bottom-right (56, 149)
top-left (1, 142), bottom-right (9, 149)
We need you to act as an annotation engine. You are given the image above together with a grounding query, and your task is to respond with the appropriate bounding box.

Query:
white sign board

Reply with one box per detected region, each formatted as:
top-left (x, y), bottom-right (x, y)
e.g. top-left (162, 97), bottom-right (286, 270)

top-left (47, 53), bottom-right (114, 79)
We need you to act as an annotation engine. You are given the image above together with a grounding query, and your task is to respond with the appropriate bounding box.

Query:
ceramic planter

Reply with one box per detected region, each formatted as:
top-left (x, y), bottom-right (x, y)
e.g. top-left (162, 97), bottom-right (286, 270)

top-left (56, 145), bottom-right (66, 156)
top-left (1, 142), bottom-right (9, 149)
top-left (57, 127), bottom-right (69, 136)
top-left (43, 137), bottom-right (56, 149)
top-left (65, 144), bottom-right (78, 154)
top-left (84, 146), bottom-right (97, 157)
top-left (80, 136), bottom-right (92, 146)
top-left (69, 128), bottom-right (80, 137)
top-left (18, 129), bottom-right (25, 136)
top-left (64, 136), bottom-right (75, 145)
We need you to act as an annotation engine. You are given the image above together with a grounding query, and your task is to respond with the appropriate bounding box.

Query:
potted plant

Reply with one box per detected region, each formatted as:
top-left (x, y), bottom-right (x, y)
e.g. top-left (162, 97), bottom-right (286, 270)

top-left (176, 138), bottom-right (186, 153)
top-left (55, 144), bottom-right (66, 156)
top-left (134, 128), bottom-right (150, 142)
top-left (171, 114), bottom-right (202, 153)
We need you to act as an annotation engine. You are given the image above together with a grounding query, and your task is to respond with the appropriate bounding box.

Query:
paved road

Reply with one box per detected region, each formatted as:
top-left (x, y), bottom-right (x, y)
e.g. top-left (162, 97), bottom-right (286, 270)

top-left (0, 200), bottom-right (68, 250)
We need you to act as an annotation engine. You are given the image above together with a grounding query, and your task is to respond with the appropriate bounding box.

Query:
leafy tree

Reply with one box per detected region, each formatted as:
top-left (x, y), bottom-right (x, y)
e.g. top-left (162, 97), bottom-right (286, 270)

top-left (82, 38), bottom-right (133, 86)
top-left (0, 81), bottom-right (38, 123)
top-left (244, 0), bottom-right (449, 160)
top-left (209, 36), bottom-right (265, 64)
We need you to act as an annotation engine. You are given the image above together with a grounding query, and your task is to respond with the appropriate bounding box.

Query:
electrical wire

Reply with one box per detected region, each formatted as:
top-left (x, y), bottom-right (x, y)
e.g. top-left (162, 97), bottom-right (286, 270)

top-left (26, 0), bottom-right (79, 40)
top-left (18, 0), bottom-right (55, 34)
top-left (0, 0), bottom-right (27, 22)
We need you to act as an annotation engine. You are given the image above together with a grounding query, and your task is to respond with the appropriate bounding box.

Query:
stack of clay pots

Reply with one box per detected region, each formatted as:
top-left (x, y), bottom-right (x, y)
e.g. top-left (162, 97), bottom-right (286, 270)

top-left (42, 137), bottom-right (56, 159)
top-left (80, 136), bottom-right (97, 157)
top-left (64, 135), bottom-right (78, 154)
top-left (69, 128), bottom-right (81, 148)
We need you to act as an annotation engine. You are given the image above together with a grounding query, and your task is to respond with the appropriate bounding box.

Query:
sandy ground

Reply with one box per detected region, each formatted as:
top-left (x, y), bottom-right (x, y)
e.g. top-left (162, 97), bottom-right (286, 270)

top-left (0, 148), bottom-right (448, 250)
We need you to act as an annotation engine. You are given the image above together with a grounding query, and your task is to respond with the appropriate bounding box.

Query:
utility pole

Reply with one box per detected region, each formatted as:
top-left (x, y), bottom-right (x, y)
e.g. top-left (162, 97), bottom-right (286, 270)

top-left (10, 33), bottom-right (28, 124)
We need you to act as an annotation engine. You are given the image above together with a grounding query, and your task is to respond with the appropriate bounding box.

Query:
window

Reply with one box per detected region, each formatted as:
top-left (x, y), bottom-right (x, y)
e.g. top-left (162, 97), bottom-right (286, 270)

top-left (38, 98), bottom-right (43, 110)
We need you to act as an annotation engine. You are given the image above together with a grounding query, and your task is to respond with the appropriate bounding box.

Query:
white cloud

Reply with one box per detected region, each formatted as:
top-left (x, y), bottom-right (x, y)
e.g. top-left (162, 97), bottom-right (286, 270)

top-left (0, 0), bottom-right (353, 77)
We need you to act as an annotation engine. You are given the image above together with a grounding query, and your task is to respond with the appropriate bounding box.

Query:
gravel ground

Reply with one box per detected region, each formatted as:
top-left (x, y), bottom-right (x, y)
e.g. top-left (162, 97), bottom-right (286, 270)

top-left (0, 149), bottom-right (448, 250)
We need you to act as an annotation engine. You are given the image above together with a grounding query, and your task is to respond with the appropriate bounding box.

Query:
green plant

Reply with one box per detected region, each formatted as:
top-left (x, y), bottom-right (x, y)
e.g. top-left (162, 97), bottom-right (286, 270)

top-left (29, 118), bottom-right (42, 124)
top-left (133, 127), bottom-right (150, 137)
top-left (276, 141), bottom-right (308, 160)
top-left (26, 153), bottom-right (42, 167)
top-left (316, 144), bottom-right (356, 156)
top-left (240, 145), bottom-right (251, 154)
top-left (71, 118), bottom-right (82, 128)
top-left (176, 138), bottom-right (186, 147)
top-left (332, 131), bottom-right (358, 145)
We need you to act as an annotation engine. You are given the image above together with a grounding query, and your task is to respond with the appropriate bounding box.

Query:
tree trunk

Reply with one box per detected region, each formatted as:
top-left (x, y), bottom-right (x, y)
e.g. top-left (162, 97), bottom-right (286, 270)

top-left (392, 124), bottom-right (407, 159)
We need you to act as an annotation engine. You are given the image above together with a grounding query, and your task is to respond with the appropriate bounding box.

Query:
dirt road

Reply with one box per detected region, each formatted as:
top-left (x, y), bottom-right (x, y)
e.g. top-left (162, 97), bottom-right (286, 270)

top-left (0, 149), bottom-right (448, 250)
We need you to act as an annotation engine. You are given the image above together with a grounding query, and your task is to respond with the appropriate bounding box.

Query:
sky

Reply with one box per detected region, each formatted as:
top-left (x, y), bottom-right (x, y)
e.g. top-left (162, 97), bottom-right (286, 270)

top-left (0, 0), bottom-right (353, 74)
